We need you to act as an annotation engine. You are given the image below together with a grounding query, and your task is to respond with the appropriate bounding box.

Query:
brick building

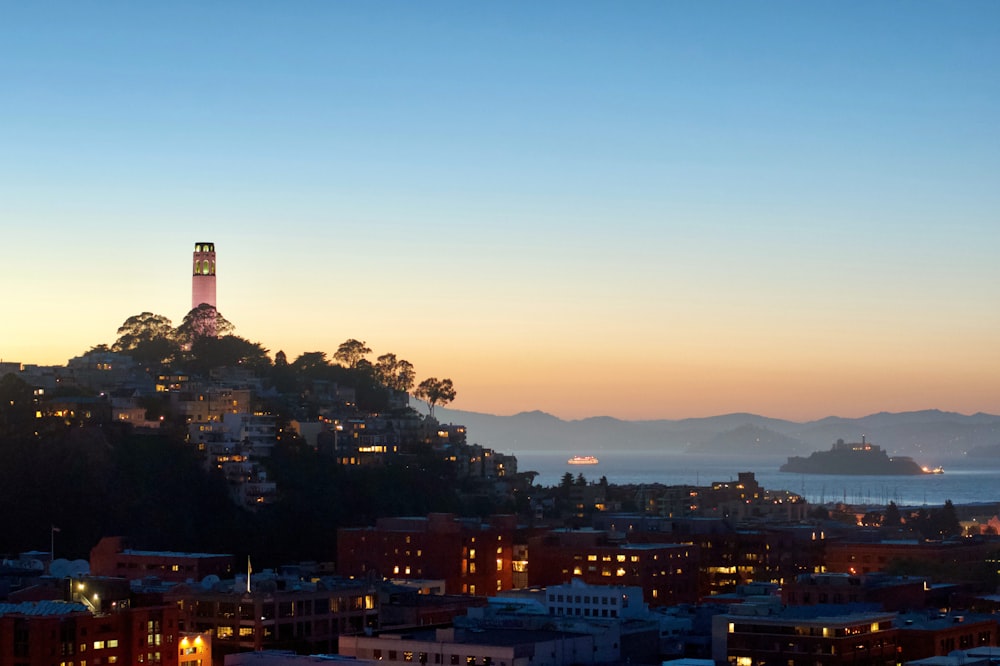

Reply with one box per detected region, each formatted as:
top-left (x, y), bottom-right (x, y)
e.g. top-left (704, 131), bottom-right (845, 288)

top-left (90, 536), bottom-right (233, 583)
top-left (824, 539), bottom-right (995, 577)
top-left (526, 529), bottom-right (699, 606)
top-left (782, 573), bottom-right (928, 611)
top-left (712, 607), bottom-right (900, 666)
top-left (337, 514), bottom-right (517, 596)
top-left (896, 612), bottom-right (998, 663)
top-left (167, 577), bottom-right (379, 662)
top-left (0, 600), bottom-right (180, 666)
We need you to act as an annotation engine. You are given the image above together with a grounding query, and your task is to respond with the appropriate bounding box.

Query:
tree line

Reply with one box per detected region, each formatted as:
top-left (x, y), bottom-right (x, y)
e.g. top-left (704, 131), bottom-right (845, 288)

top-left (97, 307), bottom-right (456, 416)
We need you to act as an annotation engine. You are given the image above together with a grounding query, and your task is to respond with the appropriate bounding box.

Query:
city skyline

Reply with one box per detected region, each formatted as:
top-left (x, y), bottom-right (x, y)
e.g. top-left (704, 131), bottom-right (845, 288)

top-left (2, 2), bottom-right (998, 421)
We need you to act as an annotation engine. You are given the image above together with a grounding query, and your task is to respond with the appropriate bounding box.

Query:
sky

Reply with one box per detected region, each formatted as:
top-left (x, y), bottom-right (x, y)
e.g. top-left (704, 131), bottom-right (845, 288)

top-left (2, 2), bottom-right (998, 421)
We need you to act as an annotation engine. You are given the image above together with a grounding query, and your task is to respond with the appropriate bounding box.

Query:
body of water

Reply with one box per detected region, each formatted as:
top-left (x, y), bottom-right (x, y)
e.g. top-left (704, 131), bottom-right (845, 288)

top-left (514, 450), bottom-right (1000, 508)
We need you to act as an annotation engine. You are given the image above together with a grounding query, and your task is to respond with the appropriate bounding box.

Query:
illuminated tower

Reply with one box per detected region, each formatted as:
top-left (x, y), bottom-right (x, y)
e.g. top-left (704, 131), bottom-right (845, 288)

top-left (192, 242), bottom-right (217, 311)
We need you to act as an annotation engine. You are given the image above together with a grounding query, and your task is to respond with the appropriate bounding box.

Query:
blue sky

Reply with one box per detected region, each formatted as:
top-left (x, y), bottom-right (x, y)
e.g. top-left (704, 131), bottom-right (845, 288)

top-left (2, 2), bottom-right (998, 420)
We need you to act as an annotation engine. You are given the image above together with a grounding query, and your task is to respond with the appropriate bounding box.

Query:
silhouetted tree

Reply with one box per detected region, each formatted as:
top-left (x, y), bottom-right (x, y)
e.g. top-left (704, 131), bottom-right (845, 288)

top-left (0, 373), bottom-right (35, 439)
top-left (414, 377), bottom-right (456, 418)
top-left (334, 339), bottom-right (372, 368)
top-left (187, 335), bottom-right (271, 375)
top-left (112, 312), bottom-right (179, 367)
top-left (374, 353), bottom-right (416, 392)
top-left (884, 501), bottom-right (901, 526)
top-left (176, 304), bottom-right (234, 346)
top-left (292, 351), bottom-right (330, 377)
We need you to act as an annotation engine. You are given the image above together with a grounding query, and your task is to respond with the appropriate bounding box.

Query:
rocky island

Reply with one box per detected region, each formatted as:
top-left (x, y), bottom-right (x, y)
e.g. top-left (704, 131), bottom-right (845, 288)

top-left (780, 437), bottom-right (940, 476)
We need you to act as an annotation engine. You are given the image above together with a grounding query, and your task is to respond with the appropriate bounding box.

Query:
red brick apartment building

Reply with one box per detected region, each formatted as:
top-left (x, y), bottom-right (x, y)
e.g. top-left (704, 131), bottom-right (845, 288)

top-left (824, 539), bottom-right (995, 576)
top-left (337, 514), bottom-right (516, 596)
top-left (895, 612), bottom-right (998, 663)
top-left (526, 529), bottom-right (699, 606)
top-left (782, 572), bottom-right (928, 611)
top-left (167, 578), bottom-right (378, 662)
top-left (0, 600), bottom-right (180, 666)
top-left (712, 608), bottom-right (901, 666)
top-left (90, 536), bottom-right (233, 583)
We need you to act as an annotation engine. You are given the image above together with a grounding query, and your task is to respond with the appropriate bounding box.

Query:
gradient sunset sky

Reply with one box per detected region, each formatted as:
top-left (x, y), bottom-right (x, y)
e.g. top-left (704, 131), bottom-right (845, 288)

top-left (2, 2), bottom-right (998, 421)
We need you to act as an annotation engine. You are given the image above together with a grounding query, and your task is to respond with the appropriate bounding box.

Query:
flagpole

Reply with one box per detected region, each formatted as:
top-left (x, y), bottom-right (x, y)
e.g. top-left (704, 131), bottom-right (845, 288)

top-left (50, 526), bottom-right (60, 569)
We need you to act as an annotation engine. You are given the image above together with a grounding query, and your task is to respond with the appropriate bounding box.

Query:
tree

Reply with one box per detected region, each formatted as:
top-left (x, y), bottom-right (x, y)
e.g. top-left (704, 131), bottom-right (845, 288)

top-left (334, 339), bottom-right (372, 369)
top-left (175, 304), bottom-right (234, 346)
top-left (928, 500), bottom-right (961, 538)
top-left (187, 335), bottom-right (271, 375)
top-left (0, 373), bottom-right (35, 439)
top-left (112, 312), bottom-right (180, 367)
top-left (374, 353), bottom-right (416, 392)
top-left (414, 377), bottom-right (456, 418)
top-left (291, 352), bottom-right (330, 376)
top-left (884, 501), bottom-right (901, 527)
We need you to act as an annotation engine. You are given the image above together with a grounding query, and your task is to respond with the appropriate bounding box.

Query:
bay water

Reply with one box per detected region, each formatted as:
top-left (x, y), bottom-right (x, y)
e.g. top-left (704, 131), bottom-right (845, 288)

top-left (515, 449), bottom-right (1000, 509)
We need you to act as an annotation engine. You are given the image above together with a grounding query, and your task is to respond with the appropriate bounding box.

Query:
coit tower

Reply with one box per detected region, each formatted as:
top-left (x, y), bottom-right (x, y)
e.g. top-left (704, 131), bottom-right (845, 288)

top-left (192, 242), bottom-right (217, 311)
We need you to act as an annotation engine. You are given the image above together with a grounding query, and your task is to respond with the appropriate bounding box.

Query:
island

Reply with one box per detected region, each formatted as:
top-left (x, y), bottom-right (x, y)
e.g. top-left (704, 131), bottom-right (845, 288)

top-left (780, 437), bottom-right (940, 476)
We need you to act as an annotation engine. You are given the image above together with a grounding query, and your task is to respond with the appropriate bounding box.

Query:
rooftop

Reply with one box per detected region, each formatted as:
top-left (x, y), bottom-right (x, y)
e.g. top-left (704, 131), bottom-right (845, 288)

top-left (0, 601), bottom-right (89, 617)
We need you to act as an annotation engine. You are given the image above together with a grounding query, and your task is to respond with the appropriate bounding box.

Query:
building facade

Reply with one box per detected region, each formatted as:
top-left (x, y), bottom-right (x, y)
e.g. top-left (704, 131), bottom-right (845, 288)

top-left (338, 514), bottom-right (517, 596)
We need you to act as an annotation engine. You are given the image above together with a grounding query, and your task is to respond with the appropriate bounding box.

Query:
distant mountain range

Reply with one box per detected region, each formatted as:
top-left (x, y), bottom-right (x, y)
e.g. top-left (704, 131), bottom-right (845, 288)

top-left (426, 406), bottom-right (1000, 461)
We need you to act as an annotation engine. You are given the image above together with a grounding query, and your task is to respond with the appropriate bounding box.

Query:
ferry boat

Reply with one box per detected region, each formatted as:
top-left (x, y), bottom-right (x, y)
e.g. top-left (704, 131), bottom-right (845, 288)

top-left (567, 455), bottom-right (599, 465)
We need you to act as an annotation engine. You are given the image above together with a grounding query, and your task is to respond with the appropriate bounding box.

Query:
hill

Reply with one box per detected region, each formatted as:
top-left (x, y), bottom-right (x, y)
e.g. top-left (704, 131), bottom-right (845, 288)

top-left (425, 406), bottom-right (1000, 461)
